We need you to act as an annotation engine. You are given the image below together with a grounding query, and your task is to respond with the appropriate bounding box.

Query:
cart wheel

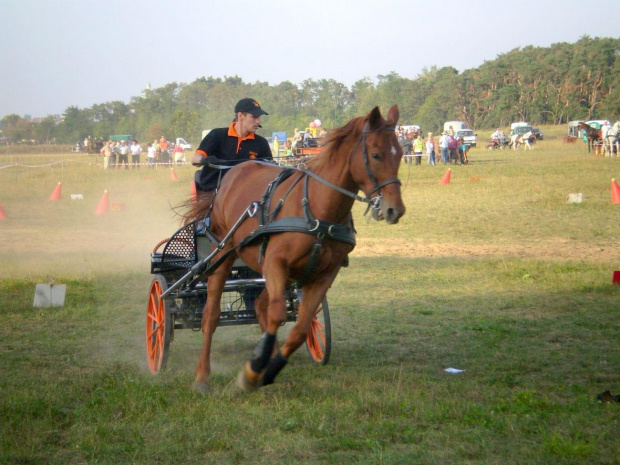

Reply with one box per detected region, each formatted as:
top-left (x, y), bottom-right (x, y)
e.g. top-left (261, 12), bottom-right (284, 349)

top-left (306, 298), bottom-right (331, 365)
top-left (146, 275), bottom-right (172, 374)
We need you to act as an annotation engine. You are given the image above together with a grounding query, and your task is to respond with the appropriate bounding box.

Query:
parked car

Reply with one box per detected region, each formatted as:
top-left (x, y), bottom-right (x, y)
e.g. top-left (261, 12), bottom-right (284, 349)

top-left (456, 129), bottom-right (477, 148)
top-left (512, 125), bottom-right (533, 137)
top-left (532, 128), bottom-right (544, 140)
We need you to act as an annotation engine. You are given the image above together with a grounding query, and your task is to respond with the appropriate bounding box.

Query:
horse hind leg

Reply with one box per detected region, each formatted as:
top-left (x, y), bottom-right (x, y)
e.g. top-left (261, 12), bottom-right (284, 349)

top-left (193, 256), bottom-right (235, 394)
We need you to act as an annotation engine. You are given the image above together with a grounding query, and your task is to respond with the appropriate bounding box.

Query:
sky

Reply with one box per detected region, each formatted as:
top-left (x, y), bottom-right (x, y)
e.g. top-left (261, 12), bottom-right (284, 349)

top-left (2, 0), bottom-right (620, 118)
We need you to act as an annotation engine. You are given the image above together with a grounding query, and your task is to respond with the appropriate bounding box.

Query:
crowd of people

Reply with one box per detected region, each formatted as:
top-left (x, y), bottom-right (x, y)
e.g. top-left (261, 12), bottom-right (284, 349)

top-left (397, 128), bottom-right (469, 165)
top-left (98, 136), bottom-right (187, 169)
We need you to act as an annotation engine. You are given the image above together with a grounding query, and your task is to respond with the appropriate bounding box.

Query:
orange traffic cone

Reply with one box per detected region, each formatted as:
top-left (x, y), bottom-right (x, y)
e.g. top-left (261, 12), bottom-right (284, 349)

top-left (191, 180), bottom-right (197, 203)
top-left (438, 169), bottom-right (451, 185)
top-left (611, 179), bottom-right (620, 204)
top-left (95, 190), bottom-right (110, 215)
top-left (0, 203), bottom-right (7, 220)
top-left (49, 182), bottom-right (62, 201)
top-left (170, 168), bottom-right (179, 181)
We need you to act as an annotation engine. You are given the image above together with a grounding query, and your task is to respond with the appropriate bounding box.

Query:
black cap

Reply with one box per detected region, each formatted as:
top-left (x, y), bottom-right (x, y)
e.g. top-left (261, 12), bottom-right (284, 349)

top-left (234, 98), bottom-right (268, 117)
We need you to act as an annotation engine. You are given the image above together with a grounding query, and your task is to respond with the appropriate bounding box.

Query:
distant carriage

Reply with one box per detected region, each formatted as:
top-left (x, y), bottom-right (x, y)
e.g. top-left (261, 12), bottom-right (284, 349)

top-left (86, 139), bottom-right (104, 155)
top-left (577, 122), bottom-right (604, 155)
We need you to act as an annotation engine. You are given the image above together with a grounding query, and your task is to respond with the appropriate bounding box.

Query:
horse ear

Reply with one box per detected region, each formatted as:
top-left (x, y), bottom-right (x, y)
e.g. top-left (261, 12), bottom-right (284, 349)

top-left (386, 104), bottom-right (399, 126)
top-left (368, 106), bottom-right (382, 131)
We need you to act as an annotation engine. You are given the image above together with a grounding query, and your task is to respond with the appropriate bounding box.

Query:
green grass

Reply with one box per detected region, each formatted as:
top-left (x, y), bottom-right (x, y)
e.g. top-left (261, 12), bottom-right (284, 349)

top-left (1, 131), bottom-right (619, 464)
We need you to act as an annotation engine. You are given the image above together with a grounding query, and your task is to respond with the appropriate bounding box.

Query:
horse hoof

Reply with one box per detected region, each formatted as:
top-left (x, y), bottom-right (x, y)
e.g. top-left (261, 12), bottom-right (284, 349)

top-left (192, 381), bottom-right (211, 395)
top-left (236, 362), bottom-right (262, 393)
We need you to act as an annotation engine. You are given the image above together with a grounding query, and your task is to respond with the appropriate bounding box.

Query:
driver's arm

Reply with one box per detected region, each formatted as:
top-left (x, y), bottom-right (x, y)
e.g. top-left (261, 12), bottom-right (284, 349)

top-left (192, 152), bottom-right (206, 166)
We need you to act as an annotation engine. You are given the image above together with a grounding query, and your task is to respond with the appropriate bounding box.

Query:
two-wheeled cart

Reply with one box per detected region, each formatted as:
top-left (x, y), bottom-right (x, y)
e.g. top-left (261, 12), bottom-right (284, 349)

top-left (146, 219), bottom-right (331, 374)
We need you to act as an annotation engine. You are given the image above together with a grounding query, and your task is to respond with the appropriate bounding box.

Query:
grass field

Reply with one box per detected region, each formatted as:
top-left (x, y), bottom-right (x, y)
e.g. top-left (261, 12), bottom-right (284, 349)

top-left (1, 125), bottom-right (619, 464)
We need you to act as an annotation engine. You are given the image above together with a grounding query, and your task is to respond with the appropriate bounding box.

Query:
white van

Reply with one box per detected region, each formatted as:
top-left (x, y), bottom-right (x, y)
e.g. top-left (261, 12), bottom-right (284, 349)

top-left (510, 122), bottom-right (530, 131)
top-left (444, 121), bottom-right (466, 134)
top-left (175, 138), bottom-right (192, 150)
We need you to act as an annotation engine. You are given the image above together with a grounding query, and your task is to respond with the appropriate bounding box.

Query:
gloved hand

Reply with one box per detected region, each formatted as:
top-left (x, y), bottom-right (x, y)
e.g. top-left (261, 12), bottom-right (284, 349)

top-left (193, 156), bottom-right (221, 167)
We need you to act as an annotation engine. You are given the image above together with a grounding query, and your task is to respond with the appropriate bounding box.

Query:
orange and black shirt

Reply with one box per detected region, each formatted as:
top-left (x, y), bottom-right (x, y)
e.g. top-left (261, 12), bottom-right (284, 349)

top-left (194, 123), bottom-right (272, 192)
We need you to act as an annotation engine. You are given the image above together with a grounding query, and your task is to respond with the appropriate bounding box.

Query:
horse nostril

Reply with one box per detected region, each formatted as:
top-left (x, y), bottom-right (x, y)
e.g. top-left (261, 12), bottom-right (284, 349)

top-left (386, 208), bottom-right (394, 219)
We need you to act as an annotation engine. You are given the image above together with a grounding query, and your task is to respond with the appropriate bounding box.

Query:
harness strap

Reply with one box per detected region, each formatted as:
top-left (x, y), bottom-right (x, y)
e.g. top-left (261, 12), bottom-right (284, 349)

top-left (239, 216), bottom-right (356, 248)
top-left (259, 168), bottom-right (299, 227)
top-left (297, 233), bottom-right (325, 286)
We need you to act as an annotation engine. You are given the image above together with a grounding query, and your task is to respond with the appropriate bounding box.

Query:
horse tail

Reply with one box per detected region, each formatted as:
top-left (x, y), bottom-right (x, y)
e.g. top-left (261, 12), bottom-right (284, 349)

top-left (179, 192), bottom-right (216, 225)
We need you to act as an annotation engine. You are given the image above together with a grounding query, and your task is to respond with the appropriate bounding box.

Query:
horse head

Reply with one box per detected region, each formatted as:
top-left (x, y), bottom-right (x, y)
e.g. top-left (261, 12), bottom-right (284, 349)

top-left (351, 105), bottom-right (406, 224)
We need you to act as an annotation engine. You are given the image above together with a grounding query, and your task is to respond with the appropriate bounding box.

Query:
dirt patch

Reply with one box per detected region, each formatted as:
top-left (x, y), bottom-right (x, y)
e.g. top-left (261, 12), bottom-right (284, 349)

top-left (354, 237), bottom-right (620, 263)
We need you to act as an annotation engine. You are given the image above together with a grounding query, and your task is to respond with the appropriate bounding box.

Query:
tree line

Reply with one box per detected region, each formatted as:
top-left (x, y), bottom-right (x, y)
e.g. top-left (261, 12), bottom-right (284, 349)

top-left (2, 35), bottom-right (619, 146)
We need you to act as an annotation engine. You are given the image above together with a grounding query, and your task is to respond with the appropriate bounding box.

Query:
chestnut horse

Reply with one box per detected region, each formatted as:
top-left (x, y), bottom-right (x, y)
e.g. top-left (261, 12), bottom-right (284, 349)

top-left (183, 105), bottom-right (405, 393)
top-left (577, 122), bottom-right (602, 155)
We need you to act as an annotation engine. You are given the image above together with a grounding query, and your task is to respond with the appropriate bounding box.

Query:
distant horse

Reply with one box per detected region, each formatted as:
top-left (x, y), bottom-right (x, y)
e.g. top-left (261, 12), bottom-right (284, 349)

top-left (603, 121), bottom-right (619, 157)
top-left (86, 139), bottom-right (103, 155)
top-left (510, 131), bottom-right (535, 151)
top-left (183, 105), bottom-right (405, 393)
top-left (577, 122), bottom-right (602, 155)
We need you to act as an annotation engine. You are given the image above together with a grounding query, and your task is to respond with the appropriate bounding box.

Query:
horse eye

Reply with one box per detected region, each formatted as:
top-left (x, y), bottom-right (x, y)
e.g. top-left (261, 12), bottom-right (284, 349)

top-left (371, 153), bottom-right (382, 161)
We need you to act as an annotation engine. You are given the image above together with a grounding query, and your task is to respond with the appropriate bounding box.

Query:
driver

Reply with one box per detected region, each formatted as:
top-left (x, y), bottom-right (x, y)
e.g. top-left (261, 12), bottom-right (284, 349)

top-left (192, 98), bottom-right (273, 200)
top-left (191, 98), bottom-right (273, 312)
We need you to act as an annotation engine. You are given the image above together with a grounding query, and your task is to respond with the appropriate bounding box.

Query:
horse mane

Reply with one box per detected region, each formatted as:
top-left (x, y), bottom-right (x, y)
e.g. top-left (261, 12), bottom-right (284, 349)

top-left (304, 116), bottom-right (365, 172)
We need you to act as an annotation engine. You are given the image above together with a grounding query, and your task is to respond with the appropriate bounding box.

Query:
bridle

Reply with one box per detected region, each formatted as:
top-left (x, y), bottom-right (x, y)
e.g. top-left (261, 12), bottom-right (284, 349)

top-left (353, 122), bottom-right (402, 198)
top-left (298, 121), bottom-right (402, 215)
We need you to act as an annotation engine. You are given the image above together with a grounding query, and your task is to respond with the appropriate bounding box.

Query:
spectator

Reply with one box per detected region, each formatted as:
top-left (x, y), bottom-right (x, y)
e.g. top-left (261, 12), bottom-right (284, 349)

top-left (273, 135), bottom-right (280, 157)
top-left (147, 143), bottom-right (156, 169)
top-left (439, 131), bottom-right (449, 164)
top-left (400, 132), bottom-right (412, 164)
top-left (153, 139), bottom-right (160, 163)
top-left (100, 141), bottom-right (112, 170)
top-left (425, 132), bottom-right (436, 166)
top-left (117, 140), bottom-right (130, 169)
top-left (109, 141), bottom-right (118, 169)
top-left (173, 144), bottom-right (186, 165)
top-left (130, 139), bottom-right (143, 169)
top-left (412, 133), bottom-right (424, 165)
top-left (448, 132), bottom-right (459, 164)
top-left (458, 138), bottom-right (468, 165)
top-left (291, 129), bottom-right (302, 156)
top-left (159, 137), bottom-right (170, 164)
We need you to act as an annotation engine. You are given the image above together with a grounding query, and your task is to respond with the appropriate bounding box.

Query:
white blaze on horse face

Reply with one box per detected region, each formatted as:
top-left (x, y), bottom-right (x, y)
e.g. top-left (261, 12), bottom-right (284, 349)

top-left (391, 143), bottom-right (398, 157)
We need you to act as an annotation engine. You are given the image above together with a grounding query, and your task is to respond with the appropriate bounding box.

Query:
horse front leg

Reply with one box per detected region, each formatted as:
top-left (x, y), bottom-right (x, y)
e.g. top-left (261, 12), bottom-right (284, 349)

top-left (193, 259), bottom-right (233, 394)
top-left (253, 289), bottom-right (270, 333)
top-left (261, 271), bottom-right (338, 387)
top-left (237, 257), bottom-right (289, 392)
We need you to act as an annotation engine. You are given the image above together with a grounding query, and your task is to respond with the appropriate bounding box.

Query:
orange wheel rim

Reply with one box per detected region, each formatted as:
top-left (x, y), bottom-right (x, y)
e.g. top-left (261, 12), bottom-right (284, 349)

top-left (306, 308), bottom-right (326, 362)
top-left (146, 280), bottom-right (164, 373)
